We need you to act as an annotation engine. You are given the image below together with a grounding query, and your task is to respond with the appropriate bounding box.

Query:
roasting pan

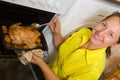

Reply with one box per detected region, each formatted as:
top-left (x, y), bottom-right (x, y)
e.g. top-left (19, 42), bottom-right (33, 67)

top-left (0, 24), bottom-right (48, 51)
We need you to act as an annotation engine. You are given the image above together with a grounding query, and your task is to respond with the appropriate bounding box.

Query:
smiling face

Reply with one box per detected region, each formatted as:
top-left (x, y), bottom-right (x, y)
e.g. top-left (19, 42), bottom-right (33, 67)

top-left (90, 16), bottom-right (120, 48)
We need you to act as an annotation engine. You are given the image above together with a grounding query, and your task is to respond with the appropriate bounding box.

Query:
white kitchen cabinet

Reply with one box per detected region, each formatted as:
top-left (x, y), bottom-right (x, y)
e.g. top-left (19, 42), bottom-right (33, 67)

top-left (1, 0), bottom-right (75, 14)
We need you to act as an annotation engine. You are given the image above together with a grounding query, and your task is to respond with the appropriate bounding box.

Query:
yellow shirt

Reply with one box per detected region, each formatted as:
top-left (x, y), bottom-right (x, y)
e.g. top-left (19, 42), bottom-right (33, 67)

top-left (49, 28), bottom-right (106, 80)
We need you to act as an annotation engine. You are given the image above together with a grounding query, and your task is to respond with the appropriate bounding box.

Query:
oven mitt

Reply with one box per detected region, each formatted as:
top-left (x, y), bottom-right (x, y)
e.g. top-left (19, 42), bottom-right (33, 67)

top-left (18, 49), bottom-right (44, 65)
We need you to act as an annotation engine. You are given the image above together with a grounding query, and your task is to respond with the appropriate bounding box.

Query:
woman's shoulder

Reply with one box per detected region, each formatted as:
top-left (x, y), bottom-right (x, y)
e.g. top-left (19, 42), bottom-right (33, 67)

top-left (74, 27), bottom-right (92, 37)
top-left (77, 27), bottom-right (92, 32)
top-left (67, 27), bottom-right (92, 40)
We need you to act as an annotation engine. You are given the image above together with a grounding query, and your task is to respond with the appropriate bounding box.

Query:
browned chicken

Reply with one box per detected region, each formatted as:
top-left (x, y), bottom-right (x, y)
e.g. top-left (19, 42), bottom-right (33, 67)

top-left (9, 22), bottom-right (41, 48)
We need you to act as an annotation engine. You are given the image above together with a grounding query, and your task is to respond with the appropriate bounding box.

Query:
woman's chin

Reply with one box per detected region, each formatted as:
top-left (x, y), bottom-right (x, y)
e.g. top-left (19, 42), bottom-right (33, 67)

top-left (90, 38), bottom-right (102, 46)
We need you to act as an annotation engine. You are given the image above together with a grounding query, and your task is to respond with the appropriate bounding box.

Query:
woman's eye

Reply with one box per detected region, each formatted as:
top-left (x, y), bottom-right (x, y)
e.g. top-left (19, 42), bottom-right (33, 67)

top-left (109, 33), bottom-right (113, 37)
top-left (102, 23), bottom-right (106, 29)
top-left (108, 32), bottom-right (113, 38)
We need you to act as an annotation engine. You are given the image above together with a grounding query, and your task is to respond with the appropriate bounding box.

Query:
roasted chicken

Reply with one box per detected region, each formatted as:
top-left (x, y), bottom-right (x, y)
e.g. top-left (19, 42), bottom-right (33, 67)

top-left (9, 22), bottom-right (41, 48)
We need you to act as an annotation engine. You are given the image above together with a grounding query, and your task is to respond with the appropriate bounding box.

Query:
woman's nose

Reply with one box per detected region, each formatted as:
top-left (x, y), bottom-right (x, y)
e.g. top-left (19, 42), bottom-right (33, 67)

top-left (98, 30), bottom-right (106, 37)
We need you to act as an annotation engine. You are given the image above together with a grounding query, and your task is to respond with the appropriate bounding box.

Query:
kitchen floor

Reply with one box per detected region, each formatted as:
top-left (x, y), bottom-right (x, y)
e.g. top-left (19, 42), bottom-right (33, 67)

top-left (0, 58), bottom-right (35, 80)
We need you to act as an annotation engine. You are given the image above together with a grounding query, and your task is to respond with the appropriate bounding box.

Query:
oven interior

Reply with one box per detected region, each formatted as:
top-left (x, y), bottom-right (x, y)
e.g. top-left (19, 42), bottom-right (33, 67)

top-left (0, 1), bottom-right (55, 58)
top-left (0, 1), bottom-right (55, 80)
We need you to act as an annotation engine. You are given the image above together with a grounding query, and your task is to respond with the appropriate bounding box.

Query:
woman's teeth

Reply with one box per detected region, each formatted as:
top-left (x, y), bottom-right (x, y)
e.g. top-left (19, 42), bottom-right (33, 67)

top-left (95, 34), bottom-right (103, 41)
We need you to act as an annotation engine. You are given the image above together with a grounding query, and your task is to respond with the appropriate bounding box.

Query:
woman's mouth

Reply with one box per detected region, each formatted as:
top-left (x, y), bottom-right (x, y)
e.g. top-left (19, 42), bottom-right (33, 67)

top-left (94, 32), bottom-right (103, 42)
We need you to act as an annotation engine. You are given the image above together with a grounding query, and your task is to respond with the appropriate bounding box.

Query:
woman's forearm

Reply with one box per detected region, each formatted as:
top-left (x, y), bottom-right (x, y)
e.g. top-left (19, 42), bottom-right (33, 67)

top-left (37, 59), bottom-right (60, 80)
top-left (53, 32), bottom-right (65, 49)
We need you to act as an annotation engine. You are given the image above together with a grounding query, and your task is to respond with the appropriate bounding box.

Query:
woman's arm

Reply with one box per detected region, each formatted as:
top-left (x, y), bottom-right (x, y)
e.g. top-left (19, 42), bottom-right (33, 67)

top-left (31, 54), bottom-right (60, 80)
top-left (49, 17), bottom-right (65, 49)
top-left (53, 32), bottom-right (65, 49)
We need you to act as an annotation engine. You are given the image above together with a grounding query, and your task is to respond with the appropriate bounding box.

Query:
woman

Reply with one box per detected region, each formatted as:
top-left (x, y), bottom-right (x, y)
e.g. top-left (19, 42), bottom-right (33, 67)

top-left (31, 12), bottom-right (120, 80)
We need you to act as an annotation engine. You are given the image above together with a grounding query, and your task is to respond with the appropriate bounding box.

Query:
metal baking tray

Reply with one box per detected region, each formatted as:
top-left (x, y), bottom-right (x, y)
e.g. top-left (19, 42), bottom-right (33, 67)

top-left (0, 24), bottom-right (48, 51)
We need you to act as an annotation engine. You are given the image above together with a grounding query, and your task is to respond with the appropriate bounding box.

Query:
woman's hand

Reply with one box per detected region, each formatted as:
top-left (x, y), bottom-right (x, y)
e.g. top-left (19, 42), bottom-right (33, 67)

top-left (30, 53), bottom-right (60, 80)
top-left (49, 17), bottom-right (61, 34)
top-left (48, 17), bottom-right (65, 49)
top-left (30, 53), bottom-right (43, 65)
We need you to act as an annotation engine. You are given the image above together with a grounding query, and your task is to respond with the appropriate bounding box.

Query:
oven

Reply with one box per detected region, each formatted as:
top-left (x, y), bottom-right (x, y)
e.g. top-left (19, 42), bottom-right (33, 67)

top-left (0, 1), bottom-right (55, 80)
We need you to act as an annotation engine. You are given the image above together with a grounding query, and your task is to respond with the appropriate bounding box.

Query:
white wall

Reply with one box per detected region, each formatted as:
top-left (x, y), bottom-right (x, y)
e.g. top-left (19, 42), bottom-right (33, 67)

top-left (43, 0), bottom-right (120, 62)
top-left (59, 0), bottom-right (120, 37)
